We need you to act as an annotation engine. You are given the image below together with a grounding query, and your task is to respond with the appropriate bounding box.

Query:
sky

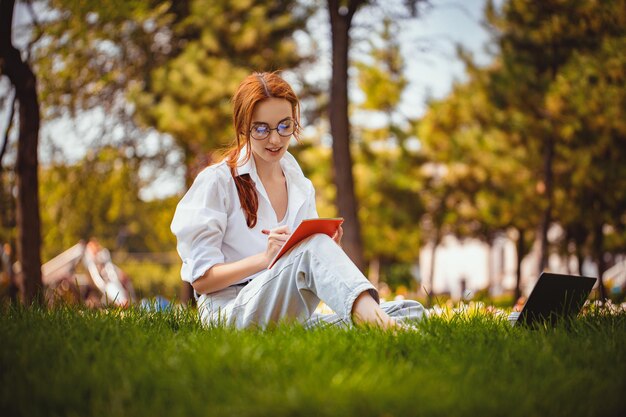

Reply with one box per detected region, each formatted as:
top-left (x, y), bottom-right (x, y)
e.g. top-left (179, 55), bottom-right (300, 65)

top-left (395, 0), bottom-right (495, 117)
top-left (293, 0), bottom-right (496, 136)
top-left (1, 0), bottom-right (499, 200)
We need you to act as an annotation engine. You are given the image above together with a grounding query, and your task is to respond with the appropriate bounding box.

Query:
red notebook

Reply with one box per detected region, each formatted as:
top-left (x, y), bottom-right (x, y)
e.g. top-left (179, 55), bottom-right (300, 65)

top-left (267, 218), bottom-right (344, 269)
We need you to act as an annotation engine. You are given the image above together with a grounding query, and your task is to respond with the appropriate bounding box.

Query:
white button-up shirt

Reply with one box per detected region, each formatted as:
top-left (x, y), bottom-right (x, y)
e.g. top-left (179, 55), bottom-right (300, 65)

top-left (171, 150), bottom-right (318, 285)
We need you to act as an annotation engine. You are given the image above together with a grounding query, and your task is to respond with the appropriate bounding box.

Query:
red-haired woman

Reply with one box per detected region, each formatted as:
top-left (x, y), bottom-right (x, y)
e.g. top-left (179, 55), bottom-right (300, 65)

top-left (171, 72), bottom-right (424, 329)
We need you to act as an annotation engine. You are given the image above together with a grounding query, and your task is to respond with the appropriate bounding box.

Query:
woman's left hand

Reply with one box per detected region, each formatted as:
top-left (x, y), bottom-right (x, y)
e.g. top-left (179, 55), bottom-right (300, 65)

top-left (332, 225), bottom-right (343, 246)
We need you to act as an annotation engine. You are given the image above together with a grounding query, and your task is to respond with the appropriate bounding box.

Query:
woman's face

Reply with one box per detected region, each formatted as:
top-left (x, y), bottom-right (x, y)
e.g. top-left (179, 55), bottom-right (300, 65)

top-left (249, 97), bottom-right (294, 166)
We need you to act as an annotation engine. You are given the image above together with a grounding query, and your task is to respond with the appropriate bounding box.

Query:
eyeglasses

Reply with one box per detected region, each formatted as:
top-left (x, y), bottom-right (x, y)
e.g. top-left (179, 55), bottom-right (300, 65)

top-left (250, 117), bottom-right (297, 140)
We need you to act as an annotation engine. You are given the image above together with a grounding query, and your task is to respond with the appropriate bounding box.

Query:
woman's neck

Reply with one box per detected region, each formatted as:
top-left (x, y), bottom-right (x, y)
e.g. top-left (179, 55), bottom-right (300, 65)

top-left (253, 154), bottom-right (283, 182)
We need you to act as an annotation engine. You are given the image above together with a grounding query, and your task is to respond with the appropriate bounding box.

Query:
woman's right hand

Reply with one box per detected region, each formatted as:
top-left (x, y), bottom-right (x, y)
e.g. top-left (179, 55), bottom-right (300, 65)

top-left (261, 225), bottom-right (291, 267)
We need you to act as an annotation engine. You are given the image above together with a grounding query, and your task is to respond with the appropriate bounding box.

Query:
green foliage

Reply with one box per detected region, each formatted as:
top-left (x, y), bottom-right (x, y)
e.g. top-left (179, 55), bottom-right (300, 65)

top-left (355, 18), bottom-right (407, 114)
top-left (548, 36), bottom-right (626, 255)
top-left (131, 0), bottom-right (315, 170)
top-left (34, 0), bottom-right (182, 118)
top-left (33, 0), bottom-right (315, 175)
top-left (353, 18), bottom-right (425, 266)
top-left (355, 139), bottom-right (425, 263)
top-left (416, 0), bottom-right (626, 285)
top-left (116, 259), bottom-right (181, 300)
top-left (380, 261), bottom-right (415, 290)
top-left (482, 0), bottom-right (626, 273)
top-left (39, 146), bottom-right (178, 261)
top-left (289, 140), bottom-right (338, 218)
top-left (1, 306), bottom-right (625, 416)
top-left (418, 68), bottom-right (541, 242)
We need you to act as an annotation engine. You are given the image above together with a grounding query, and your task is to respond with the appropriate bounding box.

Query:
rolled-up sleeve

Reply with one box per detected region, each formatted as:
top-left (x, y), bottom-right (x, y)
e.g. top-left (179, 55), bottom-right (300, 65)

top-left (171, 170), bottom-right (228, 284)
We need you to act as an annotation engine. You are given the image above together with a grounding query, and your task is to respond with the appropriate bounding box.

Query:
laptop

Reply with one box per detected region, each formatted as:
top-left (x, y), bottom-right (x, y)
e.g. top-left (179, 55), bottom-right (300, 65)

top-left (508, 272), bottom-right (597, 327)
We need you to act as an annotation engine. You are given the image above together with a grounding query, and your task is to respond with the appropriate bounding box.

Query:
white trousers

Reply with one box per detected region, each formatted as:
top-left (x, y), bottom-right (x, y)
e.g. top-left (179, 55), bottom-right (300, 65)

top-left (197, 234), bottom-right (425, 329)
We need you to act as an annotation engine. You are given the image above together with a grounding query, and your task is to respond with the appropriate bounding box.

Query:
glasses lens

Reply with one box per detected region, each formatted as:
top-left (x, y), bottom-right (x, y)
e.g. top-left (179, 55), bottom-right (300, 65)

top-left (251, 124), bottom-right (270, 140)
top-left (277, 119), bottom-right (294, 136)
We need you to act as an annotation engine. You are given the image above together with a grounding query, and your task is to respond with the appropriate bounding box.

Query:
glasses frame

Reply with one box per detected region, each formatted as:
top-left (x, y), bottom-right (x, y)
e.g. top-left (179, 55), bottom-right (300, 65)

top-left (249, 117), bottom-right (298, 141)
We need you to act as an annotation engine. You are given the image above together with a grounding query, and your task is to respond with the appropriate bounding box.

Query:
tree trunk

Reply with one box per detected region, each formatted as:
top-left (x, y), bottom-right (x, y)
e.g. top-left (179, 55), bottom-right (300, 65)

top-left (327, 0), bottom-right (366, 271)
top-left (179, 281), bottom-right (194, 306)
top-left (0, 0), bottom-right (43, 305)
top-left (514, 227), bottom-right (524, 305)
top-left (485, 241), bottom-right (493, 295)
top-left (538, 136), bottom-right (554, 273)
top-left (576, 251), bottom-right (584, 276)
top-left (427, 231), bottom-right (440, 307)
top-left (538, 43), bottom-right (564, 274)
top-left (368, 257), bottom-right (380, 288)
top-left (593, 222), bottom-right (607, 300)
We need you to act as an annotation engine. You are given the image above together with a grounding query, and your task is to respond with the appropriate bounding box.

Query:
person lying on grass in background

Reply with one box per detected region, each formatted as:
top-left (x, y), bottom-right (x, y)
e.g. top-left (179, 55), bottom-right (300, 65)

top-left (171, 71), bottom-right (425, 329)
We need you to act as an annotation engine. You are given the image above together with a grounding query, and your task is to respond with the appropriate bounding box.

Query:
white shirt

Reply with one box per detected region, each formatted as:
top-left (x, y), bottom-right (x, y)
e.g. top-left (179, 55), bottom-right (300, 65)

top-left (171, 150), bottom-right (318, 285)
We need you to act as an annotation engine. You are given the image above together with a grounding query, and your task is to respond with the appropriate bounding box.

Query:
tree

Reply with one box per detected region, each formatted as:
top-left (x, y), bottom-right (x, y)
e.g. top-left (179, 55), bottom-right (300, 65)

top-left (33, 0), bottom-right (189, 154)
top-left (353, 17), bottom-right (424, 288)
top-left (326, 0), bottom-right (427, 272)
top-left (354, 135), bottom-right (425, 288)
top-left (0, 0), bottom-right (43, 304)
top-left (548, 36), bottom-right (626, 298)
top-left (327, 0), bottom-right (368, 271)
top-left (485, 0), bottom-right (626, 275)
top-left (417, 50), bottom-right (546, 303)
top-left (414, 0), bottom-right (626, 302)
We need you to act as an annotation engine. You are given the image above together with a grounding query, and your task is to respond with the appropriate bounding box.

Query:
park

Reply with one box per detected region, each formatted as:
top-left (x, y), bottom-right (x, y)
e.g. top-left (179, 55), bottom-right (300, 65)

top-left (1, 0), bottom-right (625, 416)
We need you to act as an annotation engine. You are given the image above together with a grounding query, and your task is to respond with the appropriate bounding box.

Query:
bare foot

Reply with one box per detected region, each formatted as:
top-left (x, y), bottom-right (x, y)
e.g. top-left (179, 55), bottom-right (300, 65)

top-left (351, 291), bottom-right (398, 329)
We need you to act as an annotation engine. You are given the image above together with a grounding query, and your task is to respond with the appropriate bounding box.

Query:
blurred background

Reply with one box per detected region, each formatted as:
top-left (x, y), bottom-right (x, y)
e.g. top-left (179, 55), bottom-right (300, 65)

top-left (1, 0), bottom-right (625, 308)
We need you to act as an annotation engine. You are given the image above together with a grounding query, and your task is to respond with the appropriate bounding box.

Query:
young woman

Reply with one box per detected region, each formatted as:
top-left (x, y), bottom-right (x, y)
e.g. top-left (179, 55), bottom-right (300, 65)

top-left (171, 72), bottom-right (424, 329)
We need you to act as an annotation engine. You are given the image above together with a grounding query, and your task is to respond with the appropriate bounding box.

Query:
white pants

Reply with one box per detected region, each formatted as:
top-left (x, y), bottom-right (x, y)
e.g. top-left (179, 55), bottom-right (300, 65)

top-left (197, 234), bottom-right (425, 329)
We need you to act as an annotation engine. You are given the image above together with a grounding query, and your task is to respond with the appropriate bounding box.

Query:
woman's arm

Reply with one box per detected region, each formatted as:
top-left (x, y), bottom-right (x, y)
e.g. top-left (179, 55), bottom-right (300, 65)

top-left (191, 253), bottom-right (269, 294)
top-left (192, 225), bottom-right (291, 294)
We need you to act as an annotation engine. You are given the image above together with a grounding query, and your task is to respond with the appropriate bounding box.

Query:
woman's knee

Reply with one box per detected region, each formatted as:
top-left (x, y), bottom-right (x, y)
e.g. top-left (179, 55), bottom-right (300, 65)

top-left (301, 233), bottom-right (335, 252)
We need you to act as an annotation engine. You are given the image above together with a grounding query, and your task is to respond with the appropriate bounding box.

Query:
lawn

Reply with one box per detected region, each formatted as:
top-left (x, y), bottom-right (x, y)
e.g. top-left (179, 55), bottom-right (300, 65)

top-left (1, 303), bottom-right (625, 417)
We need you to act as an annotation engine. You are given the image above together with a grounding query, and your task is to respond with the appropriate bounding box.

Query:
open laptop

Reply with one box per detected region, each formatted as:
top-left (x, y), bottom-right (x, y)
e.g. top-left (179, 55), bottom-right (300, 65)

top-left (508, 272), bottom-right (597, 327)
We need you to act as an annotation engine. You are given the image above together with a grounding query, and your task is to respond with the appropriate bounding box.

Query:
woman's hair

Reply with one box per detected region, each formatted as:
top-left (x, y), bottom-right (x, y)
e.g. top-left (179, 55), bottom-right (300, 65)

top-left (223, 71), bottom-right (301, 228)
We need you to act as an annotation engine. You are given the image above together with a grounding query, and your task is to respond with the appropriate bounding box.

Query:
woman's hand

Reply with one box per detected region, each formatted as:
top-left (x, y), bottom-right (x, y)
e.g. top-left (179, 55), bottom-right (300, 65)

top-left (332, 225), bottom-right (343, 246)
top-left (261, 225), bottom-right (291, 266)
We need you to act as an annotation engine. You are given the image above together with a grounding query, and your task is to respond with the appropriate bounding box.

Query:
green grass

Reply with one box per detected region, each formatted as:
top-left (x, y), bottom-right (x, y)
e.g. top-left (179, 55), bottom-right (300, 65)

top-left (1, 304), bottom-right (625, 417)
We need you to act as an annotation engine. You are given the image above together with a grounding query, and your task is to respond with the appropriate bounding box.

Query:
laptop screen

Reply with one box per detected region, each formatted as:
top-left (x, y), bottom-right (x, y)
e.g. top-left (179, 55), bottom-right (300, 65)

top-left (517, 272), bottom-right (597, 327)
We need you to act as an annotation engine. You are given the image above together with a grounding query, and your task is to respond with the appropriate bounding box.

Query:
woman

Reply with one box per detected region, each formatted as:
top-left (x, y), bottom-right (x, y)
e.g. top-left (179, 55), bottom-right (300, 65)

top-left (171, 72), bottom-right (424, 329)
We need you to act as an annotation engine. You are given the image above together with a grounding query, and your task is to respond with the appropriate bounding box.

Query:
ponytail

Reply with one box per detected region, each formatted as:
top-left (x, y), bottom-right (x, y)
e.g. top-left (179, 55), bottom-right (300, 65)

top-left (226, 147), bottom-right (259, 228)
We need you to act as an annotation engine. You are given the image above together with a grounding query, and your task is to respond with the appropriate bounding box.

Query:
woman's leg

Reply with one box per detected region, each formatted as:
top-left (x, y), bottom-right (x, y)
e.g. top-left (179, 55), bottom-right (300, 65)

top-left (351, 291), bottom-right (398, 328)
top-left (225, 234), bottom-right (394, 329)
